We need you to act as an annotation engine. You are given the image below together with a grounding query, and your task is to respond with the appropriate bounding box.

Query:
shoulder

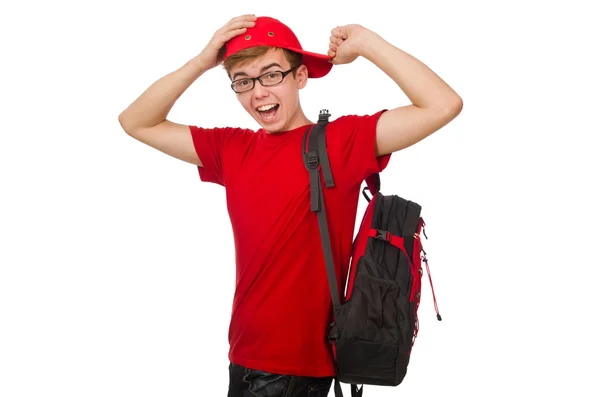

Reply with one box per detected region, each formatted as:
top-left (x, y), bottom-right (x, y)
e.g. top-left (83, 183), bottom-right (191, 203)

top-left (188, 125), bottom-right (259, 169)
top-left (189, 125), bottom-right (256, 137)
top-left (324, 110), bottom-right (391, 176)
top-left (189, 125), bottom-right (257, 146)
top-left (328, 110), bottom-right (387, 130)
top-left (324, 110), bottom-right (388, 143)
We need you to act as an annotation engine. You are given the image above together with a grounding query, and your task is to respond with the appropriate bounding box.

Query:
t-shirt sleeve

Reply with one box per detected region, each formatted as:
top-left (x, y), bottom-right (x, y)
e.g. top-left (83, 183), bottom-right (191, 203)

top-left (189, 125), bottom-right (248, 186)
top-left (334, 110), bottom-right (392, 185)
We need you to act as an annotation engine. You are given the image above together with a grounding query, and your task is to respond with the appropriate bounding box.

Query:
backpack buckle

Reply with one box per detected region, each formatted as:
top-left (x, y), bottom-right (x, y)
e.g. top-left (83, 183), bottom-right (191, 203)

top-left (375, 229), bottom-right (391, 242)
top-left (318, 109), bottom-right (331, 122)
top-left (327, 321), bottom-right (340, 342)
top-left (307, 151), bottom-right (319, 168)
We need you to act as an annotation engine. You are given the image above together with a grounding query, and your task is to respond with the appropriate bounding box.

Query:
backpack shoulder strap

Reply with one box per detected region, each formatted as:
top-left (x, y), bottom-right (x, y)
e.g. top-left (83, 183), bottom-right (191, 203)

top-left (302, 109), bottom-right (339, 310)
top-left (303, 109), bottom-right (335, 208)
top-left (303, 110), bottom-right (364, 397)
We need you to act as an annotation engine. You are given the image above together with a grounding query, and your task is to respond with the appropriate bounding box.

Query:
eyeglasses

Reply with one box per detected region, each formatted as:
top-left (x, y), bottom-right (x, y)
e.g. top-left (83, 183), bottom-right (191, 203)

top-left (230, 67), bottom-right (299, 93)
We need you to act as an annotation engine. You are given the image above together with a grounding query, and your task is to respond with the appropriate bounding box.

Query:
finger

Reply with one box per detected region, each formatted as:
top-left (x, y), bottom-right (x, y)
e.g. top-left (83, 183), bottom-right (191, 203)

top-left (217, 21), bottom-right (253, 37)
top-left (328, 49), bottom-right (337, 58)
top-left (231, 14), bottom-right (257, 23)
top-left (223, 27), bottom-right (249, 41)
top-left (228, 19), bottom-right (256, 31)
top-left (329, 42), bottom-right (338, 52)
top-left (330, 26), bottom-right (348, 39)
top-left (329, 36), bottom-right (343, 46)
top-left (221, 15), bottom-right (256, 32)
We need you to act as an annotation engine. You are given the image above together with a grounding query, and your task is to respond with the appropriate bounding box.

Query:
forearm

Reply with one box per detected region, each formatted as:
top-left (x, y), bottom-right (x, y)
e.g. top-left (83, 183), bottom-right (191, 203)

top-left (118, 55), bottom-right (211, 131)
top-left (358, 29), bottom-right (461, 110)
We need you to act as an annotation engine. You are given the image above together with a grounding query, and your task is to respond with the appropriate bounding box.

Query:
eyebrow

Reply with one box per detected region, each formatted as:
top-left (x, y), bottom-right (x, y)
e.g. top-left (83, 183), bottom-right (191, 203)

top-left (232, 63), bottom-right (283, 80)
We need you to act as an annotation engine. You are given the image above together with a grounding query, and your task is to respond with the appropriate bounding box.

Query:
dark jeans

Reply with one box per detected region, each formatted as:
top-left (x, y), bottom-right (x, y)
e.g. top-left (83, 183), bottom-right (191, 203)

top-left (228, 363), bottom-right (333, 397)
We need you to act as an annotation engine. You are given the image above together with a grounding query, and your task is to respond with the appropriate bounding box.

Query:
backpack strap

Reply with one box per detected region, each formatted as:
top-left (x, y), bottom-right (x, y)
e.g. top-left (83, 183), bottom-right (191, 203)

top-left (302, 110), bottom-right (364, 397)
top-left (302, 109), bottom-right (340, 311)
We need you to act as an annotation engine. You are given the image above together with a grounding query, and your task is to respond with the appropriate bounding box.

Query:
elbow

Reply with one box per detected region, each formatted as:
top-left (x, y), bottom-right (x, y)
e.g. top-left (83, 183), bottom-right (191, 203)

top-left (427, 93), bottom-right (463, 120)
top-left (440, 95), bottom-right (463, 122)
top-left (118, 111), bottom-right (127, 129)
top-left (454, 95), bottom-right (463, 114)
top-left (118, 112), bottom-right (135, 136)
top-left (427, 96), bottom-right (463, 128)
top-left (447, 95), bottom-right (463, 116)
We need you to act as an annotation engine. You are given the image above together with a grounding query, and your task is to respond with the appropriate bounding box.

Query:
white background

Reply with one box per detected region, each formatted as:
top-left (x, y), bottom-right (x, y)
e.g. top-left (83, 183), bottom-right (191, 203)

top-left (1, 0), bottom-right (599, 396)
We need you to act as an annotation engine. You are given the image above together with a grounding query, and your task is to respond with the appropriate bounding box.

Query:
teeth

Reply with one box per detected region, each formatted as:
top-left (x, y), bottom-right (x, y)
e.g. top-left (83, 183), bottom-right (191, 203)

top-left (257, 104), bottom-right (277, 111)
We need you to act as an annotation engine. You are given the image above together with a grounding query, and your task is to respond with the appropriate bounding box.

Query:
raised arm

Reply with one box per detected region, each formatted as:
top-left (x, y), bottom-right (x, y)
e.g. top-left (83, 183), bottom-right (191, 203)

top-left (118, 14), bottom-right (258, 166)
top-left (118, 56), bottom-right (210, 166)
top-left (328, 24), bottom-right (463, 157)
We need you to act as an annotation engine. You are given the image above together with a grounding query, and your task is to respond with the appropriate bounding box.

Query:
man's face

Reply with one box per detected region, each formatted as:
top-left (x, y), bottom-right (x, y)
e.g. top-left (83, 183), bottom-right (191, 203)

top-left (229, 48), bottom-right (308, 133)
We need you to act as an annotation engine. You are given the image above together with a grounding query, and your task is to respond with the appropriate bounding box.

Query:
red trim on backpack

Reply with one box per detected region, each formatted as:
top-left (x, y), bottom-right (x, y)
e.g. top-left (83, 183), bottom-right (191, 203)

top-left (412, 220), bottom-right (424, 345)
top-left (411, 223), bottom-right (423, 304)
top-left (366, 229), bottom-right (409, 257)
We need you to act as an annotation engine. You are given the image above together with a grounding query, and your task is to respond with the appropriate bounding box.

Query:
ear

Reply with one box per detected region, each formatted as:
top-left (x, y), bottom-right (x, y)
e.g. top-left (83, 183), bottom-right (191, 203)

top-left (296, 64), bottom-right (309, 89)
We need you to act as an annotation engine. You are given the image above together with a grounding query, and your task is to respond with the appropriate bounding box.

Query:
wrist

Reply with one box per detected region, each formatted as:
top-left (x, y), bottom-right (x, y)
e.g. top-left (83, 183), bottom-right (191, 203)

top-left (190, 54), bottom-right (213, 73)
top-left (356, 28), bottom-right (382, 60)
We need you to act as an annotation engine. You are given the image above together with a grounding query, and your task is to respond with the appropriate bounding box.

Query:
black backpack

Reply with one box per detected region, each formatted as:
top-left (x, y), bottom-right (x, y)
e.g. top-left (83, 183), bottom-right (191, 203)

top-left (302, 110), bottom-right (442, 397)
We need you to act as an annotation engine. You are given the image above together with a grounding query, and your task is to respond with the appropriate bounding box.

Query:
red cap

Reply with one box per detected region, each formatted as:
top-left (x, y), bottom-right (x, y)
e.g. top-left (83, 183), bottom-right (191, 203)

top-left (223, 16), bottom-right (333, 78)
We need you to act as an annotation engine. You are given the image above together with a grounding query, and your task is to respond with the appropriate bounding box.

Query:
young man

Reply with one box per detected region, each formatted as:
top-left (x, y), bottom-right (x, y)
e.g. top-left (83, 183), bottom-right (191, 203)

top-left (118, 14), bottom-right (462, 397)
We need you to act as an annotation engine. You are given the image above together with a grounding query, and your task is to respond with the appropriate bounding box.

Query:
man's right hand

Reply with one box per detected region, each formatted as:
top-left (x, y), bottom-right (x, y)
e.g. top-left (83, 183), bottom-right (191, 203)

top-left (197, 14), bottom-right (258, 70)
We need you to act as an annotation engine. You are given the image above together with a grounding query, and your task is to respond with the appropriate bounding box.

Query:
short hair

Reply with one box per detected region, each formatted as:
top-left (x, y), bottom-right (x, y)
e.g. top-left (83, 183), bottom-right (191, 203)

top-left (223, 46), bottom-right (303, 79)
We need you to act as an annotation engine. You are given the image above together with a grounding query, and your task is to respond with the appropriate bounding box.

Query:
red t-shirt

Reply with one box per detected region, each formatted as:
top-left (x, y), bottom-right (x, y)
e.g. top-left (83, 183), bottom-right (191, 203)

top-left (189, 111), bottom-right (391, 377)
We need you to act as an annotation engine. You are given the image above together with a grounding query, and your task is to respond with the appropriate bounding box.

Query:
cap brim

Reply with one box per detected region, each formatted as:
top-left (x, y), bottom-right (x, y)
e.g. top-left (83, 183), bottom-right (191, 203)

top-left (289, 48), bottom-right (333, 78)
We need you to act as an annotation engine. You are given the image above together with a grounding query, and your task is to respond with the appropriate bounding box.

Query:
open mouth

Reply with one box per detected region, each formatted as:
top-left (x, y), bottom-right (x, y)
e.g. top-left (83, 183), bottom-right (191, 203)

top-left (256, 104), bottom-right (280, 122)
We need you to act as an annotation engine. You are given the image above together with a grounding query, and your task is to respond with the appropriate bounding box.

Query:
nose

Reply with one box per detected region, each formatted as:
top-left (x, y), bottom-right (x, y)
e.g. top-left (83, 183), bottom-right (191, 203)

top-left (252, 81), bottom-right (270, 99)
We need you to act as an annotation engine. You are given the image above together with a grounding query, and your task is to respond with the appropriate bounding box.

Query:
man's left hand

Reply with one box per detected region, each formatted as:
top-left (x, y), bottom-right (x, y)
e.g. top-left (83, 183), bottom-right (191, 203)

top-left (328, 24), bottom-right (369, 65)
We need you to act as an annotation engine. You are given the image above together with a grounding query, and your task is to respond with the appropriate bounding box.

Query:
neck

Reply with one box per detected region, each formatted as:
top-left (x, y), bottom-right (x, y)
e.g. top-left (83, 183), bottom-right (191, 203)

top-left (265, 107), bottom-right (312, 134)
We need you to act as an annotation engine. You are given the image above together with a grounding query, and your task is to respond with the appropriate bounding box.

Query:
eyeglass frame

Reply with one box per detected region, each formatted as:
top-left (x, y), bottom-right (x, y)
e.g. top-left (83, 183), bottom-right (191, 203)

top-left (230, 66), bottom-right (300, 93)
